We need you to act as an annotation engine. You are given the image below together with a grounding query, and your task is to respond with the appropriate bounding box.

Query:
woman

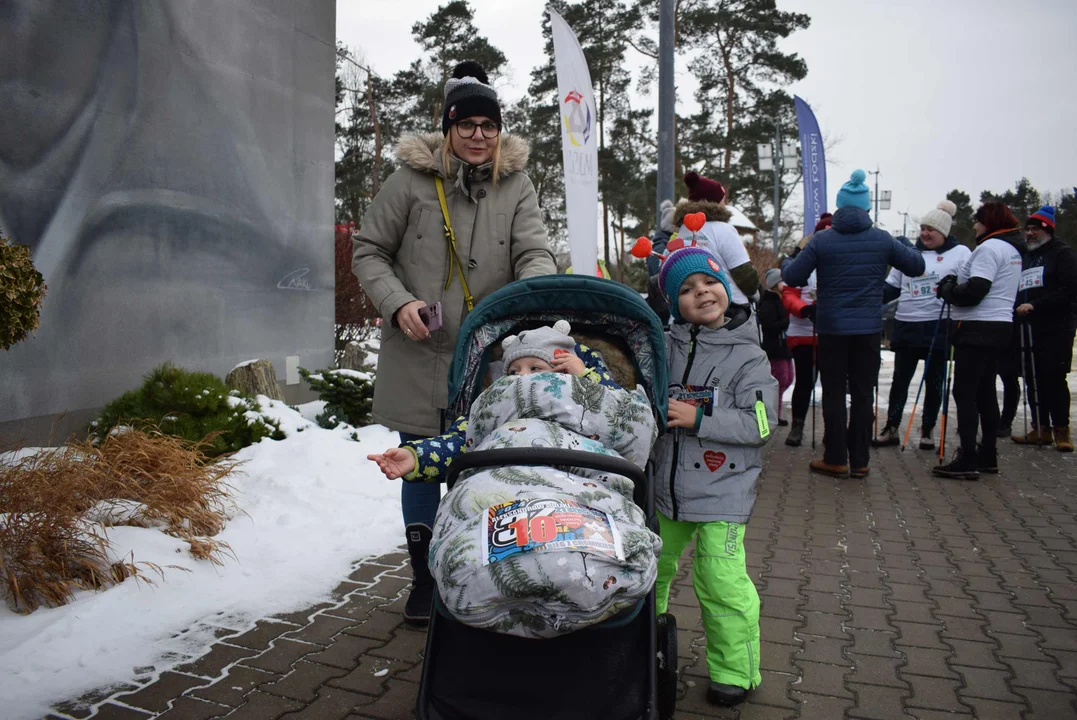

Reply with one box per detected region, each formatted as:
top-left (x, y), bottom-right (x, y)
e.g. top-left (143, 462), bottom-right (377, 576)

top-left (874, 201), bottom-right (970, 450)
top-left (779, 214), bottom-right (830, 446)
top-left (758, 268), bottom-right (792, 426)
top-left (352, 61), bottom-right (556, 623)
top-left (933, 201), bottom-right (1026, 479)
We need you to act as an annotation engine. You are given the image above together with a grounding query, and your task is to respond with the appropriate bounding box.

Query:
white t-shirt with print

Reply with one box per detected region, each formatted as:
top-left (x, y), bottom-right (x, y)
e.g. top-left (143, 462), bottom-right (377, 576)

top-left (787, 270), bottom-right (817, 339)
top-left (886, 245), bottom-right (972, 323)
top-left (950, 238), bottom-right (1022, 322)
top-left (678, 220), bottom-right (751, 305)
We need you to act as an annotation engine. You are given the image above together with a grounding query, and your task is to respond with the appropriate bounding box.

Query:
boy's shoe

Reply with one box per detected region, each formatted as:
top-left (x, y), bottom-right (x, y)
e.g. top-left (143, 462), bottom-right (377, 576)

top-left (919, 426), bottom-right (935, 450)
top-left (1054, 426), bottom-right (1074, 452)
top-left (708, 683), bottom-right (748, 707)
top-left (871, 423), bottom-right (900, 447)
top-left (976, 444), bottom-right (999, 474)
top-left (777, 418), bottom-right (789, 427)
top-left (850, 467), bottom-right (870, 479)
top-left (996, 423), bottom-right (1012, 438)
top-left (785, 420), bottom-right (804, 447)
top-left (809, 459), bottom-right (850, 478)
top-left (1012, 426), bottom-right (1053, 445)
top-left (932, 449), bottom-right (980, 480)
top-left (403, 524), bottom-right (434, 625)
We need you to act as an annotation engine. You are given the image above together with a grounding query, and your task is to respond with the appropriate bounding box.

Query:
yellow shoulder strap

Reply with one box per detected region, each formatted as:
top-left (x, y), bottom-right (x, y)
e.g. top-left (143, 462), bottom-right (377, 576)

top-left (434, 177), bottom-right (474, 312)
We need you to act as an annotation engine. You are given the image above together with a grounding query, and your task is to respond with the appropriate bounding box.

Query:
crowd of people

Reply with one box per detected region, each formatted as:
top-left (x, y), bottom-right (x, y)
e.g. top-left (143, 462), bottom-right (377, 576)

top-left (350, 58), bottom-right (1075, 710)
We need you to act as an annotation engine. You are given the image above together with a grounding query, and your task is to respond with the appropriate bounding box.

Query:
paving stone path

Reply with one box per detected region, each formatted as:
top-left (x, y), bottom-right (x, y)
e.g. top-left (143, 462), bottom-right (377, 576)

top-left (47, 430), bottom-right (1077, 719)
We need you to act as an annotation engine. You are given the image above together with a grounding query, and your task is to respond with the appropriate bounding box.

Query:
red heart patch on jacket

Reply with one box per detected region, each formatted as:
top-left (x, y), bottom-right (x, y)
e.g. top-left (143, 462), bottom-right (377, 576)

top-left (704, 451), bottom-right (726, 472)
top-left (684, 212), bottom-right (707, 233)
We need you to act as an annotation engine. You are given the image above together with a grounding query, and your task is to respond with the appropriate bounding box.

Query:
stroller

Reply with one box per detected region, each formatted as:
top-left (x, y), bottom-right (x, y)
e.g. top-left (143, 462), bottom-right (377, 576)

top-left (417, 274), bottom-right (678, 720)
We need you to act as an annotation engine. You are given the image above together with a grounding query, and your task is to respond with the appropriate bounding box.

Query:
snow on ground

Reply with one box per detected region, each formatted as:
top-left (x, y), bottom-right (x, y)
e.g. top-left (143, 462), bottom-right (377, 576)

top-left (0, 400), bottom-right (405, 719)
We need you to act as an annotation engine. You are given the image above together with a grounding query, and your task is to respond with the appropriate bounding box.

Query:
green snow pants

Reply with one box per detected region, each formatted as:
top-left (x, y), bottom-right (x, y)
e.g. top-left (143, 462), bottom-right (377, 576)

top-left (655, 513), bottom-right (761, 689)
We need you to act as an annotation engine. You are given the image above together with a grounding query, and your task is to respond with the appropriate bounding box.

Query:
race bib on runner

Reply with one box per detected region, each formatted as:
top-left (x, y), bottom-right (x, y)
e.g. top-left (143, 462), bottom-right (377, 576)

top-left (1019, 266), bottom-right (1045, 292)
top-left (481, 498), bottom-right (624, 566)
top-left (909, 273), bottom-right (940, 298)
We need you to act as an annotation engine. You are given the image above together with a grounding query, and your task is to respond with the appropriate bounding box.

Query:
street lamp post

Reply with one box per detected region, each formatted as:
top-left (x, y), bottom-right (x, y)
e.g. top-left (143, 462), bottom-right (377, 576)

top-left (655, 0), bottom-right (675, 230)
top-left (868, 168), bottom-right (891, 225)
top-left (758, 124), bottom-right (800, 253)
top-left (898, 210), bottom-right (912, 238)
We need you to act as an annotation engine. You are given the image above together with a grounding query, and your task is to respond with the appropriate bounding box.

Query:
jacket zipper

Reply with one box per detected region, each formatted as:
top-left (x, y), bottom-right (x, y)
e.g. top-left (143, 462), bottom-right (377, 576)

top-left (668, 327), bottom-right (700, 521)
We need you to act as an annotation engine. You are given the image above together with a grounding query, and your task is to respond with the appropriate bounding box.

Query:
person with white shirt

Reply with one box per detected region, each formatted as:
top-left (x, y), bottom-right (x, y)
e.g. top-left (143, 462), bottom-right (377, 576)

top-left (874, 201), bottom-right (971, 450)
top-left (933, 201), bottom-right (1027, 479)
top-left (673, 171), bottom-right (760, 309)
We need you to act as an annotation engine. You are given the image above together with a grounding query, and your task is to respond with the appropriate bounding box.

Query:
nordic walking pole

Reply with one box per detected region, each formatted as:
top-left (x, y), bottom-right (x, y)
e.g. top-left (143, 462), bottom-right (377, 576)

top-left (938, 304), bottom-right (954, 463)
top-left (1019, 320), bottom-right (1031, 442)
top-left (811, 320), bottom-right (818, 451)
top-left (902, 301), bottom-right (947, 451)
top-left (1027, 322), bottom-right (1044, 449)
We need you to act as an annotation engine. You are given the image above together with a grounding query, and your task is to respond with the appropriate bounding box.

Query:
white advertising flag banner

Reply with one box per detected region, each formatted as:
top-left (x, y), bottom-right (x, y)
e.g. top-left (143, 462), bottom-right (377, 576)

top-left (549, 9), bottom-right (599, 276)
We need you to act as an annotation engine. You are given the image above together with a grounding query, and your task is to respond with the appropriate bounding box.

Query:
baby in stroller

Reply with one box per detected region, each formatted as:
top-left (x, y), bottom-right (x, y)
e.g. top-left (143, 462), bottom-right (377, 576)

top-left (369, 320), bottom-right (661, 638)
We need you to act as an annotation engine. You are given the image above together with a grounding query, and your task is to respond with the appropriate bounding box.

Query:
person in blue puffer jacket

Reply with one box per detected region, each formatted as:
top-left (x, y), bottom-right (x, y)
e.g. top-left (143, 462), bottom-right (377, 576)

top-left (782, 169), bottom-right (925, 479)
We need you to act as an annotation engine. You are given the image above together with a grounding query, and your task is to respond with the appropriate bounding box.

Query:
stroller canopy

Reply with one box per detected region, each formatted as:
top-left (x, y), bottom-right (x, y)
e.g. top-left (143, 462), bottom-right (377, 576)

top-left (446, 275), bottom-right (669, 428)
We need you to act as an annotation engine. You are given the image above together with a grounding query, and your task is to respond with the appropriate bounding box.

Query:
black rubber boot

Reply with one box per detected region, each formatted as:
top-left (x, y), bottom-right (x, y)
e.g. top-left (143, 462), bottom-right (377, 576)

top-left (785, 420), bottom-right (804, 447)
top-left (708, 682), bottom-right (748, 707)
top-left (403, 523), bottom-right (434, 626)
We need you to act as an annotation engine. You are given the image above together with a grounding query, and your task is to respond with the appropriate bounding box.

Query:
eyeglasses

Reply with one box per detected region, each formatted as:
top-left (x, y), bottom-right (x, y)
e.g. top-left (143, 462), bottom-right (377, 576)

top-left (455, 120), bottom-right (500, 139)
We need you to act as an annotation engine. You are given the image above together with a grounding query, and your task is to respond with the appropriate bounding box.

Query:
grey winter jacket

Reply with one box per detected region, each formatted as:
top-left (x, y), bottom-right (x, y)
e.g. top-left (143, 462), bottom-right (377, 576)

top-left (352, 133), bottom-right (557, 435)
top-left (782, 206), bottom-right (925, 336)
top-left (653, 307), bottom-right (779, 524)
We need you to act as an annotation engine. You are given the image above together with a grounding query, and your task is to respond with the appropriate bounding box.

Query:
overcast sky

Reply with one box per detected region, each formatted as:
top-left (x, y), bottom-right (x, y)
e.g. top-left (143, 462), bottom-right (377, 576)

top-left (338, 0), bottom-right (1076, 234)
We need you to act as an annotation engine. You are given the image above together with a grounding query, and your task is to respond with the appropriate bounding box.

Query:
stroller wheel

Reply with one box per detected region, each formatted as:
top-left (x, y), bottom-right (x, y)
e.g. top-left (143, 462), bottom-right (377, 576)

top-left (656, 613), bottom-right (678, 720)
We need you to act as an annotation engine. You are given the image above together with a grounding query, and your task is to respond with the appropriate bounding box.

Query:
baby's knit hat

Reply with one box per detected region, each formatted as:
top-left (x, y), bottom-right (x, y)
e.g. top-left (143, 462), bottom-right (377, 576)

top-left (501, 320), bottom-right (576, 367)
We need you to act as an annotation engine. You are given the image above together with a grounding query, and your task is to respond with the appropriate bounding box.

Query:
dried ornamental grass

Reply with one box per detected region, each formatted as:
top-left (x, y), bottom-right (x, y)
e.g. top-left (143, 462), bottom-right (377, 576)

top-left (0, 427), bottom-right (241, 612)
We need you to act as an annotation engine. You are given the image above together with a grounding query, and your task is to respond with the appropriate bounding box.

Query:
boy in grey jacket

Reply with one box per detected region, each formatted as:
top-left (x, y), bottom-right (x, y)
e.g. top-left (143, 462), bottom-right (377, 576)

top-left (653, 247), bottom-right (779, 707)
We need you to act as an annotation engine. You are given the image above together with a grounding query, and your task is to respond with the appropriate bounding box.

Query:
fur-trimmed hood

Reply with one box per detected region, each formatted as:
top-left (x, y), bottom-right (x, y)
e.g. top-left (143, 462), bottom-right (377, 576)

top-left (673, 199), bottom-right (732, 228)
top-left (395, 132), bottom-right (530, 179)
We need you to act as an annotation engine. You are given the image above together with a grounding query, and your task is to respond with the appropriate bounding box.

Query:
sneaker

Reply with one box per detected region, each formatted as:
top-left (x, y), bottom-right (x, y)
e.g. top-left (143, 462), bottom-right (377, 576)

top-left (708, 682), bottom-right (749, 707)
top-left (918, 427), bottom-right (935, 450)
top-left (871, 423), bottom-right (900, 447)
top-left (933, 448), bottom-right (980, 480)
top-left (809, 459), bottom-right (850, 478)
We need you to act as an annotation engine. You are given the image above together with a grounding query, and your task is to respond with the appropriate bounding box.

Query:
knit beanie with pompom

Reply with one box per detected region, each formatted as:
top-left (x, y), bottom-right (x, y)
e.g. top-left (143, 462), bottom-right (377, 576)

top-left (920, 200), bottom-right (957, 237)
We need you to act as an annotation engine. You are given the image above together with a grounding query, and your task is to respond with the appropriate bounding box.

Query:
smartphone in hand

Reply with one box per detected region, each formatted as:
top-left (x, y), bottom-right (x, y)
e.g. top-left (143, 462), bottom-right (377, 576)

top-left (418, 302), bottom-right (442, 332)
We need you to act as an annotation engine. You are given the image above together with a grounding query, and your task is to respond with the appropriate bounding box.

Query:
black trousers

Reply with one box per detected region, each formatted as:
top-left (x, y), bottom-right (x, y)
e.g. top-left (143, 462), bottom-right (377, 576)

top-left (886, 344), bottom-right (947, 432)
top-left (1024, 329), bottom-right (1075, 429)
top-left (790, 344), bottom-right (816, 422)
top-left (952, 345), bottom-right (1000, 456)
top-left (817, 333), bottom-right (880, 469)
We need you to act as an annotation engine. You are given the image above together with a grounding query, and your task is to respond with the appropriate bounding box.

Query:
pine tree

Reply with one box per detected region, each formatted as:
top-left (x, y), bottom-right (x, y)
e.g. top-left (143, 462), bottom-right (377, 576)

top-left (980, 178), bottom-right (1042, 225)
top-left (946, 189), bottom-right (976, 248)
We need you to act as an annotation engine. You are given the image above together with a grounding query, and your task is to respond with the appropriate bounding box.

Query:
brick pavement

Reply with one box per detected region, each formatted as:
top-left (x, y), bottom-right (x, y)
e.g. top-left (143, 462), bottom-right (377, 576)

top-left (46, 434), bottom-right (1077, 719)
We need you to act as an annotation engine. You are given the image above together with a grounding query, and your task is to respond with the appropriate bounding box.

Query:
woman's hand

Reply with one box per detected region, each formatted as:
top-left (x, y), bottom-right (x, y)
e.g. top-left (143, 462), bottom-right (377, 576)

top-left (551, 349), bottom-right (586, 376)
top-left (367, 448), bottom-right (416, 480)
top-left (395, 300), bottom-right (430, 342)
top-left (667, 399), bottom-right (699, 429)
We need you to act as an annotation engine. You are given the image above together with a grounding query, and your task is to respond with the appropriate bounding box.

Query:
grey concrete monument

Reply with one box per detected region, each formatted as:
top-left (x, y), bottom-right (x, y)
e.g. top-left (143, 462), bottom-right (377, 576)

top-left (0, 1), bottom-right (337, 439)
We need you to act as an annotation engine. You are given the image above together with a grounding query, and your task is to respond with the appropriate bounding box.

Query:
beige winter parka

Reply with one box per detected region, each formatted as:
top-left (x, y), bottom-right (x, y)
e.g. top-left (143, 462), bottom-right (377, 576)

top-left (352, 132), bottom-right (556, 435)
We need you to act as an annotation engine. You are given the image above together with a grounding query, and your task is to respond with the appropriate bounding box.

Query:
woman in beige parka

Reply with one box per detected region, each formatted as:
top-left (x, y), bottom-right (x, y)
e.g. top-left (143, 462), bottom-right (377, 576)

top-left (352, 60), bottom-right (556, 624)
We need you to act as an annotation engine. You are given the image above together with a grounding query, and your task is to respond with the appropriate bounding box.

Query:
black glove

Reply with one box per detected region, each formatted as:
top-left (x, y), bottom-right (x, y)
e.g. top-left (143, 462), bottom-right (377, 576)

top-left (801, 304), bottom-right (817, 321)
top-left (936, 274), bottom-right (958, 302)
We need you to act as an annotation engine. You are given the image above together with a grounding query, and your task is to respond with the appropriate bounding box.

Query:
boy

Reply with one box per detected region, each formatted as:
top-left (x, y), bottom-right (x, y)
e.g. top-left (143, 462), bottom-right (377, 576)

top-left (653, 247), bottom-right (778, 707)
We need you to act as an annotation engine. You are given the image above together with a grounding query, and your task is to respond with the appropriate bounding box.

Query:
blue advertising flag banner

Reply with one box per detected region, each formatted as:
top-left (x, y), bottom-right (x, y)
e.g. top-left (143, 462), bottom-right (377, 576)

top-left (794, 96), bottom-right (827, 239)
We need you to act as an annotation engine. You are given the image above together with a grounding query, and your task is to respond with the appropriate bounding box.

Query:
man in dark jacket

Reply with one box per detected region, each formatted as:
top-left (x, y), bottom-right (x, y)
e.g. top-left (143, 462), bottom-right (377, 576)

top-left (783, 169), bottom-right (925, 478)
top-left (1010, 205), bottom-right (1077, 452)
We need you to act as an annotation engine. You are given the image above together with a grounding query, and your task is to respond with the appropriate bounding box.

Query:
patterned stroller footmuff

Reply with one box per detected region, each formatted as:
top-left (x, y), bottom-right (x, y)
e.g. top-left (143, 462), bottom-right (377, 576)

top-left (430, 372), bottom-right (662, 639)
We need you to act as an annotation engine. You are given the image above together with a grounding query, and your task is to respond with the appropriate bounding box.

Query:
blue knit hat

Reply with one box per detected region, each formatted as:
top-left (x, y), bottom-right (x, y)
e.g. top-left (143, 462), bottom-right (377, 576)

top-left (1027, 205), bottom-right (1056, 231)
top-left (658, 247), bottom-right (733, 321)
top-left (836, 169), bottom-right (872, 212)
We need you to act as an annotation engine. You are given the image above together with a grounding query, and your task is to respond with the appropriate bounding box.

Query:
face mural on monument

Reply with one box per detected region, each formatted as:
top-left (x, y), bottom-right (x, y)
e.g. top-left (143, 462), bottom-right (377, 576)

top-left (0, 1), bottom-right (331, 421)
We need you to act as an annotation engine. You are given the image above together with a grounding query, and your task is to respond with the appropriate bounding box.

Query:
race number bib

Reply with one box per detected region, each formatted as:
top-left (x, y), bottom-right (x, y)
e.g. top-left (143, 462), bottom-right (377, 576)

top-left (909, 273), bottom-right (940, 298)
top-left (1019, 267), bottom-right (1045, 292)
top-left (481, 498), bottom-right (624, 566)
